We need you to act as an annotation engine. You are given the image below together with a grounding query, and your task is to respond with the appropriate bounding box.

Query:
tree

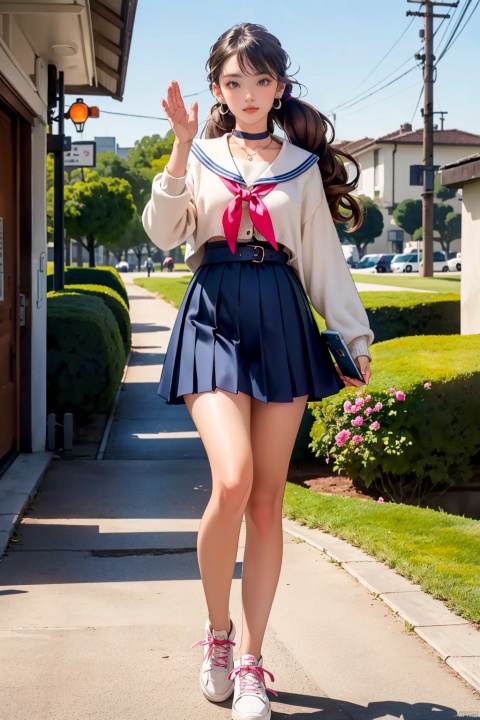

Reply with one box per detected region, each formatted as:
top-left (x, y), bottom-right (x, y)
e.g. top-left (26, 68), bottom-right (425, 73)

top-left (64, 177), bottom-right (135, 267)
top-left (434, 204), bottom-right (461, 256)
top-left (338, 195), bottom-right (384, 257)
top-left (434, 173), bottom-right (457, 201)
top-left (127, 131), bottom-right (175, 169)
top-left (393, 198), bottom-right (422, 237)
top-left (115, 212), bottom-right (151, 270)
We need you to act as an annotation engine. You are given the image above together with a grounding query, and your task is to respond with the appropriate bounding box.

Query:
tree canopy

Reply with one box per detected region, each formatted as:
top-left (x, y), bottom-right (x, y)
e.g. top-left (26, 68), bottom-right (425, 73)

top-left (64, 177), bottom-right (135, 267)
top-left (337, 195), bottom-right (384, 257)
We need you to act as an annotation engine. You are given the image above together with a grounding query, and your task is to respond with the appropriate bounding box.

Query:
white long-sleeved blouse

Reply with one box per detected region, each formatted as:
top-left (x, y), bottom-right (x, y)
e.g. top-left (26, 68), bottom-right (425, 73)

top-left (142, 132), bottom-right (374, 360)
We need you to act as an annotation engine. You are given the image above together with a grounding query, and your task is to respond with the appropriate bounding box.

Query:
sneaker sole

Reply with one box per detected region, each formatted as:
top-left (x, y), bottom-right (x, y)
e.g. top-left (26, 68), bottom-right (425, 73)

top-left (231, 706), bottom-right (271, 720)
top-left (199, 674), bottom-right (234, 703)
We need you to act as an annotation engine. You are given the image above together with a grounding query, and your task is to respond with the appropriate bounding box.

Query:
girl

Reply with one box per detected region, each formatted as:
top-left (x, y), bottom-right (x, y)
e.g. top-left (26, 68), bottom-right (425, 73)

top-left (143, 23), bottom-right (373, 720)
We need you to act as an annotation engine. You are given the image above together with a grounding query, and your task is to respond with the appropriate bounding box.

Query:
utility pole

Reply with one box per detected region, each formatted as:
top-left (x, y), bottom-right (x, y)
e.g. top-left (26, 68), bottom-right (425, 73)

top-left (407, 0), bottom-right (457, 276)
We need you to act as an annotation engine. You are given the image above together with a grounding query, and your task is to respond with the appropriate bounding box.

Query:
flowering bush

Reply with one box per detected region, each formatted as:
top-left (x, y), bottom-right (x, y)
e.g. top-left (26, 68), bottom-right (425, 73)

top-left (310, 386), bottom-right (418, 501)
top-left (301, 335), bottom-right (480, 504)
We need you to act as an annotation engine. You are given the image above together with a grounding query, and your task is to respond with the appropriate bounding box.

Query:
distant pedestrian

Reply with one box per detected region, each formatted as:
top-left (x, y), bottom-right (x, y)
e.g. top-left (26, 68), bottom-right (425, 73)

top-left (163, 257), bottom-right (174, 272)
top-left (143, 22), bottom-right (373, 720)
top-left (146, 256), bottom-right (154, 277)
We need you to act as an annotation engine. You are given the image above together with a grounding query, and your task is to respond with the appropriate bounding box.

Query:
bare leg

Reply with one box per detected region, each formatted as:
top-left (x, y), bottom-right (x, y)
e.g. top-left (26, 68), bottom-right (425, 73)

top-left (184, 389), bottom-right (253, 633)
top-left (238, 395), bottom-right (309, 659)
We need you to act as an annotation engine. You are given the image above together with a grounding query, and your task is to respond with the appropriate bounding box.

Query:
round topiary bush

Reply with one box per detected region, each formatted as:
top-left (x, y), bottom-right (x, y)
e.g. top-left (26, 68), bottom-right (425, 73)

top-left (49, 284), bottom-right (131, 355)
top-left (47, 292), bottom-right (125, 418)
top-left (47, 266), bottom-right (129, 308)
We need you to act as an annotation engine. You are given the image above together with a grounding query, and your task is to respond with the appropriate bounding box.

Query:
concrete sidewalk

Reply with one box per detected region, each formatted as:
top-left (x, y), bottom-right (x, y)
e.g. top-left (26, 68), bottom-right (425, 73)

top-left (0, 273), bottom-right (479, 720)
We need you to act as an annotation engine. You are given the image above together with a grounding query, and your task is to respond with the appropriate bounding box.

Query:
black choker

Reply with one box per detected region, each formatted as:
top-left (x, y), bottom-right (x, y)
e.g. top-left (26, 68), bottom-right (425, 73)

top-left (232, 129), bottom-right (270, 140)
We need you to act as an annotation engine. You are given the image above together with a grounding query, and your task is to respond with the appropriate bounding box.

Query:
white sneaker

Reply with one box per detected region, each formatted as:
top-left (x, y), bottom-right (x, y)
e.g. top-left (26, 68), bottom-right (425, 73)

top-left (192, 618), bottom-right (236, 702)
top-left (228, 653), bottom-right (277, 720)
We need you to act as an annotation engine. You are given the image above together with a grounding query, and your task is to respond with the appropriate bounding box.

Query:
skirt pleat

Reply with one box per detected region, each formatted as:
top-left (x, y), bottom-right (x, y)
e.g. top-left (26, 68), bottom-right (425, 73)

top-left (157, 244), bottom-right (345, 405)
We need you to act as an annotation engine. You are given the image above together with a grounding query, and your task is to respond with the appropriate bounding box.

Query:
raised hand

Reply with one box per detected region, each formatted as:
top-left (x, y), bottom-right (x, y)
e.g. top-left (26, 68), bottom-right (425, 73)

top-left (161, 81), bottom-right (198, 144)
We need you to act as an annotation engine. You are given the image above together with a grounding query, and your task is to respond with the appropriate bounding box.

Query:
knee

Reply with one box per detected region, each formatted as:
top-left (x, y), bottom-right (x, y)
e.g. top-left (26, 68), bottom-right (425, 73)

top-left (245, 492), bottom-right (283, 532)
top-left (212, 463), bottom-right (253, 513)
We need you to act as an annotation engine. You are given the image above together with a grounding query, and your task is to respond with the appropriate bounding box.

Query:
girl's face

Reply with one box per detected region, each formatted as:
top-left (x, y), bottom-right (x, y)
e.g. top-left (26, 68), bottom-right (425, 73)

top-left (213, 54), bottom-right (285, 130)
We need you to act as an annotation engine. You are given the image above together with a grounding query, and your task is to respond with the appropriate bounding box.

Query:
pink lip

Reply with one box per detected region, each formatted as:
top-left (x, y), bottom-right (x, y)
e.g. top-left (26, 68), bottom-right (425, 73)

top-left (244, 107), bottom-right (258, 112)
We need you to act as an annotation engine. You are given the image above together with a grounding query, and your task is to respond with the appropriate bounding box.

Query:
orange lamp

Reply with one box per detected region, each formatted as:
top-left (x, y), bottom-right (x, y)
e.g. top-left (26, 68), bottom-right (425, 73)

top-left (66, 98), bottom-right (100, 132)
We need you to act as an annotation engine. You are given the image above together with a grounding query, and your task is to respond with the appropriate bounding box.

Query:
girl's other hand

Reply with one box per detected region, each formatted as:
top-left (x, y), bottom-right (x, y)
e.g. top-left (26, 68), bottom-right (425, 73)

top-left (161, 81), bottom-right (198, 144)
top-left (335, 355), bottom-right (371, 387)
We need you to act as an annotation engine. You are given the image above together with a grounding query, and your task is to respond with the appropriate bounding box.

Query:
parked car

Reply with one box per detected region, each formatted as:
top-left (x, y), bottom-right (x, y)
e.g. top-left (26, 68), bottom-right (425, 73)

top-left (391, 251), bottom-right (449, 273)
top-left (447, 252), bottom-right (461, 272)
top-left (115, 261), bottom-right (130, 273)
top-left (354, 253), bottom-right (395, 273)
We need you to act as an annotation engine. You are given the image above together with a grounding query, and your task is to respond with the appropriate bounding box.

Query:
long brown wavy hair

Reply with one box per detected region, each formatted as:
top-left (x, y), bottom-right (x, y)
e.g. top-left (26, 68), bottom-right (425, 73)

top-left (203, 23), bottom-right (363, 230)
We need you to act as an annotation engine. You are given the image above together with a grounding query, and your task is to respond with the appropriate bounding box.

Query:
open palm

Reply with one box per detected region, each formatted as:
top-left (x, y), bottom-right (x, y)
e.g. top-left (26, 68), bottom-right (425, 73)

top-left (161, 81), bottom-right (198, 144)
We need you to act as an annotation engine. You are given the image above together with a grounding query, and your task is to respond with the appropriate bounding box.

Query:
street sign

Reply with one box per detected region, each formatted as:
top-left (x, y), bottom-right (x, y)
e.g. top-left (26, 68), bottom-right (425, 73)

top-left (64, 141), bottom-right (96, 168)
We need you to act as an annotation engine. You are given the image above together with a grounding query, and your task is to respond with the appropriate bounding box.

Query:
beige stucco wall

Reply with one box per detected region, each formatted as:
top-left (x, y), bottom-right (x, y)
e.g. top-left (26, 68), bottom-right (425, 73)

top-left (355, 143), bottom-right (480, 255)
top-left (460, 180), bottom-right (480, 335)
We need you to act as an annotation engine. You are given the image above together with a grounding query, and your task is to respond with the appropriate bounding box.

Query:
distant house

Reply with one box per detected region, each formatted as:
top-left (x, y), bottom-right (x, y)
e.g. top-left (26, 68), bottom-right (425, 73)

top-left (339, 124), bottom-right (480, 254)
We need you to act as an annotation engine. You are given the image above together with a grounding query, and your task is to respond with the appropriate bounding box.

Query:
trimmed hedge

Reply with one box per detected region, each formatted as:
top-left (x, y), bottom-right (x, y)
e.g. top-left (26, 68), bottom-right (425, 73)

top-left (47, 266), bottom-right (129, 308)
top-left (361, 292), bottom-right (459, 342)
top-left (48, 284), bottom-right (131, 355)
top-left (307, 334), bottom-right (480, 503)
top-left (311, 292), bottom-right (459, 343)
top-left (47, 292), bottom-right (125, 418)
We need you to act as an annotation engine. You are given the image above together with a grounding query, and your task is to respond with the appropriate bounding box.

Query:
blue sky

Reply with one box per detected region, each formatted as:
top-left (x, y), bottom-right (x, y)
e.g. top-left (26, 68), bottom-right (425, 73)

top-left (67, 0), bottom-right (480, 148)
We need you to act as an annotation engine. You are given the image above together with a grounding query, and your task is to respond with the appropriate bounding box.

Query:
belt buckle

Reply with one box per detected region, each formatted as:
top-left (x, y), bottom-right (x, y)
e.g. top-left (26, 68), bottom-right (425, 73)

top-left (251, 245), bottom-right (264, 263)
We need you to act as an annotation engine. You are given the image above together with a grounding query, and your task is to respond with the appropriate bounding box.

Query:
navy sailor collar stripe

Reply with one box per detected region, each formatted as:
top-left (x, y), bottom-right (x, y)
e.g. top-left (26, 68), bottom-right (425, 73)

top-left (191, 133), bottom-right (319, 186)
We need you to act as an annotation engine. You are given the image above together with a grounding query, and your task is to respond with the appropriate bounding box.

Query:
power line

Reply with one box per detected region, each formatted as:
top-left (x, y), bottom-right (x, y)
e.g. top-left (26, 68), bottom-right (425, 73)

top-left (410, 85), bottom-right (424, 124)
top-left (338, 79), bottom-right (423, 121)
top-left (331, 65), bottom-right (420, 114)
top-left (332, 17), bottom-right (416, 109)
top-left (437, 0), bottom-right (479, 60)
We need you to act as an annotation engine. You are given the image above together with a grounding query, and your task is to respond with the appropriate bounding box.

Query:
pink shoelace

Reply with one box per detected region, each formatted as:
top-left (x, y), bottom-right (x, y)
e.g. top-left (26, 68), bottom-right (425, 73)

top-left (191, 634), bottom-right (236, 669)
top-left (228, 663), bottom-right (278, 697)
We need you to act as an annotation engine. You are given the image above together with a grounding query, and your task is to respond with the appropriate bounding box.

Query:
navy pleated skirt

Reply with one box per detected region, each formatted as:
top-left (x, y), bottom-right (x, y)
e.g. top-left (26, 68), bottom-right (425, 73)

top-left (157, 239), bottom-right (345, 405)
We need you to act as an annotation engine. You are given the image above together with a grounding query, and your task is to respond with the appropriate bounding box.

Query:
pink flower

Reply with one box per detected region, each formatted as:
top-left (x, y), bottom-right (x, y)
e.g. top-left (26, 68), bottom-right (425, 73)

top-left (325, 457), bottom-right (330, 464)
top-left (396, 391), bottom-right (406, 401)
top-left (424, 381), bottom-right (432, 389)
top-left (356, 389), bottom-right (363, 396)
top-left (355, 397), bottom-right (365, 408)
top-left (371, 421), bottom-right (380, 431)
top-left (335, 429), bottom-right (351, 447)
top-left (337, 419), bottom-right (342, 424)
top-left (354, 448), bottom-right (360, 453)
top-left (390, 388), bottom-right (396, 394)
top-left (365, 407), bottom-right (373, 416)
top-left (351, 415), bottom-right (364, 427)
top-left (352, 435), bottom-right (363, 444)
top-left (377, 497), bottom-right (385, 503)
top-left (365, 395), bottom-right (371, 402)
top-left (374, 402), bottom-right (383, 411)
top-left (343, 400), bottom-right (353, 412)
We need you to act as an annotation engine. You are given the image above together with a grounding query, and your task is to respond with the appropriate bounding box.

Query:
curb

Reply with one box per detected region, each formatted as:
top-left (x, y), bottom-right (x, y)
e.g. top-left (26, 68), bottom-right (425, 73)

top-left (0, 452), bottom-right (53, 560)
top-left (282, 517), bottom-right (480, 695)
top-left (96, 349), bottom-right (132, 460)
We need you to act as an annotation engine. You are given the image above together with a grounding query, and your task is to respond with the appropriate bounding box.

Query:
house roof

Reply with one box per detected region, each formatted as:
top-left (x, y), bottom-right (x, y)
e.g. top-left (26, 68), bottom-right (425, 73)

top-left (66, 0), bottom-right (138, 101)
top-left (440, 153), bottom-right (480, 187)
top-left (341, 129), bottom-right (480, 156)
top-left (3, 0), bottom-right (137, 101)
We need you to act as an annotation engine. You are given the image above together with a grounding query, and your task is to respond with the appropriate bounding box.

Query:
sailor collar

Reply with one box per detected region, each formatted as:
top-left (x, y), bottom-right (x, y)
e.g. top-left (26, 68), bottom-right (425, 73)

top-left (191, 133), bottom-right (318, 186)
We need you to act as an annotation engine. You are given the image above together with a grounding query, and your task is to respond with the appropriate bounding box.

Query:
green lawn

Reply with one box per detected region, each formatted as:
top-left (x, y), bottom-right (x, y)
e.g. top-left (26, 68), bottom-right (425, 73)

top-left (351, 273), bottom-right (461, 294)
top-left (135, 276), bottom-right (191, 309)
top-left (283, 483), bottom-right (480, 624)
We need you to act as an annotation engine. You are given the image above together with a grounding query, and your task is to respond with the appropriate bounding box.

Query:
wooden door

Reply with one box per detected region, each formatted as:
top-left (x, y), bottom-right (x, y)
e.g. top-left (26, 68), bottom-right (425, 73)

top-left (0, 105), bottom-right (18, 463)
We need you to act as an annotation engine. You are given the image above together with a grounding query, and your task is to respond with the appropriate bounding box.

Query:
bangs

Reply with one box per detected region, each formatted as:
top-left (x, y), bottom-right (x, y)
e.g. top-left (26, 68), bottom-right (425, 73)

top-left (234, 42), bottom-right (283, 81)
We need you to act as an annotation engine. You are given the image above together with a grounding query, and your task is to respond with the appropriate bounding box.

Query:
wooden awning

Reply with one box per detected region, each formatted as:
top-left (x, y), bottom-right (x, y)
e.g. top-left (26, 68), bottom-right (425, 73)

top-left (66, 0), bottom-right (138, 100)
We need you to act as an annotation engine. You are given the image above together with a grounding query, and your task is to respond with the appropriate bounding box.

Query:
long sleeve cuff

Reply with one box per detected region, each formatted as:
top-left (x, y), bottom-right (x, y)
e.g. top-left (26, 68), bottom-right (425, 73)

top-left (159, 166), bottom-right (187, 196)
top-left (348, 337), bottom-right (372, 361)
